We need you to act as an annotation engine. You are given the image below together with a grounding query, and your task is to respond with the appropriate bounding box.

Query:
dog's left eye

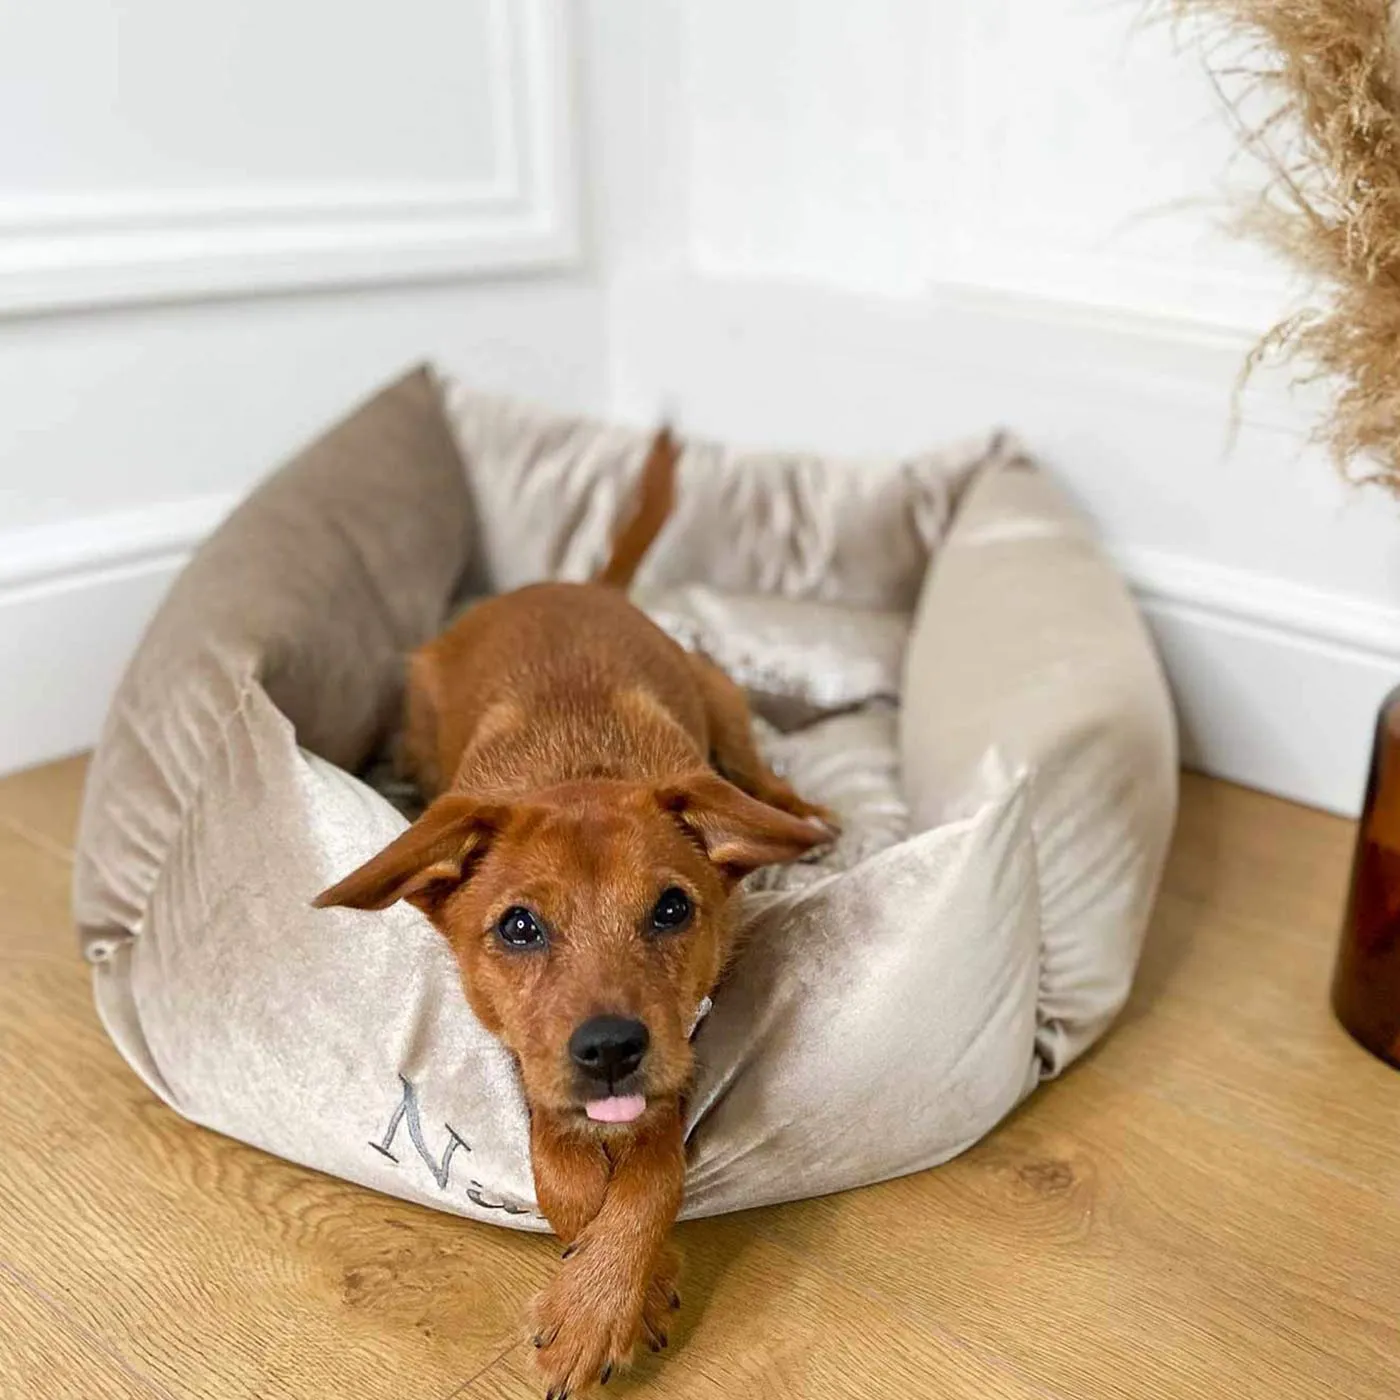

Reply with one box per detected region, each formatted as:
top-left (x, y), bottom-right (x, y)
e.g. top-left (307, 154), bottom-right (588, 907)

top-left (497, 906), bottom-right (546, 949)
top-left (649, 887), bottom-right (693, 933)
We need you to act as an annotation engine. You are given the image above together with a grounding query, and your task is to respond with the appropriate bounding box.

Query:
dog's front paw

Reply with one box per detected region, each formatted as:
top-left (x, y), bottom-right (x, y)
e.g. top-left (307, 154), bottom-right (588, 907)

top-left (529, 1256), bottom-right (643, 1397)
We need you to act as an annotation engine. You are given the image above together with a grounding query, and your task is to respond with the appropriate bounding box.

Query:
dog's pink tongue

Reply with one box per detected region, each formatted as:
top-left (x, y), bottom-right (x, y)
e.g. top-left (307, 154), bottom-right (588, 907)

top-left (585, 1094), bottom-right (646, 1124)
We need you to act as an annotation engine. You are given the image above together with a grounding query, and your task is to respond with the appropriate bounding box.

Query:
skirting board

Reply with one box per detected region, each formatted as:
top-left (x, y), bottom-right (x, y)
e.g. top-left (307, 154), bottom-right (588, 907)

top-left (0, 498), bottom-right (234, 779)
top-left (1, 494), bottom-right (1393, 813)
top-left (1118, 548), bottom-right (1395, 816)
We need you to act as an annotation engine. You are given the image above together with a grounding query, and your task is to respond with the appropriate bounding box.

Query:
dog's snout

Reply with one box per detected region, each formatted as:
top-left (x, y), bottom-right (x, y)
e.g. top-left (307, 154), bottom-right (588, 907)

top-left (569, 1015), bottom-right (650, 1081)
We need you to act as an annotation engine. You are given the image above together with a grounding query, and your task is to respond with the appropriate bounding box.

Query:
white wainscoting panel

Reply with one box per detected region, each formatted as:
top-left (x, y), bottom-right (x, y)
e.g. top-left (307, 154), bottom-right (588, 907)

top-left (943, 0), bottom-right (1296, 331)
top-left (679, 0), bottom-right (1296, 331)
top-left (0, 0), bottom-right (598, 776)
top-left (0, 0), bottom-right (578, 314)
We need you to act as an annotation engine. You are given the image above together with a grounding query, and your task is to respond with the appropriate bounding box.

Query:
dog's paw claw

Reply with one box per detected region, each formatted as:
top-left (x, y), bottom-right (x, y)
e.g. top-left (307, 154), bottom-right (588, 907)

top-left (600, 1363), bottom-right (613, 1385)
top-left (643, 1315), bottom-right (668, 1352)
top-left (639, 1245), bottom-right (681, 1350)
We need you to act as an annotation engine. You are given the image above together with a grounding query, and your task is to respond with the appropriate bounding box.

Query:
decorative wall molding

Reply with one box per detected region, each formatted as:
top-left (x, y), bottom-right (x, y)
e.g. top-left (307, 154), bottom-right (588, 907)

top-left (1118, 547), bottom-right (1400, 668)
top-left (0, 0), bottom-right (578, 316)
top-left (937, 0), bottom-right (1296, 337)
top-left (0, 495), bottom-right (236, 595)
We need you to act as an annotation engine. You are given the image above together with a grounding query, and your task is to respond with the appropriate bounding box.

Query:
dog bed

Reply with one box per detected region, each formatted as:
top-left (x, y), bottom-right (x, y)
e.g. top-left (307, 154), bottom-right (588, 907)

top-left (74, 366), bottom-right (1176, 1227)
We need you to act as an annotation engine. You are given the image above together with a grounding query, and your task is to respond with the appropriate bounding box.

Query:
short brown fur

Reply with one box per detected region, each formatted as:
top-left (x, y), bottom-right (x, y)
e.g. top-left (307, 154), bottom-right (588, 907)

top-left (315, 426), bottom-right (834, 1396)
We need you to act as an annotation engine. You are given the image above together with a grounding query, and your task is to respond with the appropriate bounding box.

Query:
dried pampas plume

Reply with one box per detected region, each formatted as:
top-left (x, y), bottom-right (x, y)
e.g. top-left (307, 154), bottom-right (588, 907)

top-left (1169, 0), bottom-right (1400, 490)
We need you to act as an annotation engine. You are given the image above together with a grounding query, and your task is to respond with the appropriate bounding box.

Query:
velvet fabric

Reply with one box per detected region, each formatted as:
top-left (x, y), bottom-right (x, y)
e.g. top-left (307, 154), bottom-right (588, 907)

top-left (73, 367), bottom-right (1176, 1228)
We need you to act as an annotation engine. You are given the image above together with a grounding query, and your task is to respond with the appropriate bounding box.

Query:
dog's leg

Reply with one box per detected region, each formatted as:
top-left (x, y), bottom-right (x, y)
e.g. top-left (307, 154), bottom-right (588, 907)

top-left (529, 1109), bottom-right (686, 1395)
top-left (530, 1114), bottom-right (611, 1244)
top-left (533, 1119), bottom-right (684, 1369)
top-left (400, 647), bottom-right (446, 800)
top-left (688, 652), bottom-right (839, 830)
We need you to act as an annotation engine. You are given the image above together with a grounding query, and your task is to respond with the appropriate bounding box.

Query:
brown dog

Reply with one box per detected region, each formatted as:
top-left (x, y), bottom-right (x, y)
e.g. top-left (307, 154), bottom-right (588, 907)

top-left (315, 428), bottom-right (833, 1397)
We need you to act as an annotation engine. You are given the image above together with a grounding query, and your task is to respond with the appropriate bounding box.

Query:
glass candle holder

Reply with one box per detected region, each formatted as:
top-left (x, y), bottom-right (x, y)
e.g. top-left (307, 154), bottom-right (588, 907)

top-left (1333, 685), bottom-right (1400, 1069)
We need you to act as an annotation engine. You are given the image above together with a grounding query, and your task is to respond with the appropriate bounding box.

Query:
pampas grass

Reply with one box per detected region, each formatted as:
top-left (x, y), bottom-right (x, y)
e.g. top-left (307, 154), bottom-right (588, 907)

top-left (1169, 0), bottom-right (1400, 489)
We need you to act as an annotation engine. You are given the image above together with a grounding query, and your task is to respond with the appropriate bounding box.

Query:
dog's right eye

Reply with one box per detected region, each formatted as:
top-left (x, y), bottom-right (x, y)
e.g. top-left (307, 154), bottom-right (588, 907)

top-left (497, 906), bottom-right (546, 950)
top-left (649, 886), bottom-right (693, 933)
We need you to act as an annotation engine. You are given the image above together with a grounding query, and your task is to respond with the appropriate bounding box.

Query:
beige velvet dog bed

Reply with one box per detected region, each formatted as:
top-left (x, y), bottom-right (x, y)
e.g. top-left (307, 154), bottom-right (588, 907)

top-left (74, 367), bottom-right (1176, 1228)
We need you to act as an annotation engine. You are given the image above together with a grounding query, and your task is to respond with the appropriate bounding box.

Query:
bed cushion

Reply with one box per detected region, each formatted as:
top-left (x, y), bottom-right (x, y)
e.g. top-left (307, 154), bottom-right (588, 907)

top-left (639, 586), bottom-right (909, 731)
top-left (73, 365), bottom-right (1176, 1227)
top-left (445, 383), bottom-right (989, 610)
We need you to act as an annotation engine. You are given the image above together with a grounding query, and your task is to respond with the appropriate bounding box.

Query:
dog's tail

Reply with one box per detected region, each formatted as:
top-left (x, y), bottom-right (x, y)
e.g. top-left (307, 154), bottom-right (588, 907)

top-left (595, 425), bottom-right (679, 589)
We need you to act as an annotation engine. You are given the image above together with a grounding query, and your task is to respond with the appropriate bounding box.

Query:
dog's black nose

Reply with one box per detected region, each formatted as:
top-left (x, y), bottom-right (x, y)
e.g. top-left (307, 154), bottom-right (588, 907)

top-left (569, 1015), bottom-right (650, 1081)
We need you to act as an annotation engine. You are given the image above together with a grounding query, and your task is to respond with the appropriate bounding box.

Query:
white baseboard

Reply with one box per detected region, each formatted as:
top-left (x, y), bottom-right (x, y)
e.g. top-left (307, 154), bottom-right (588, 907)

top-left (1118, 550), bottom-right (1396, 815)
top-left (0, 497), bottom-right (233, 776)
top-left (3, 486), bottom-right (1393, 814)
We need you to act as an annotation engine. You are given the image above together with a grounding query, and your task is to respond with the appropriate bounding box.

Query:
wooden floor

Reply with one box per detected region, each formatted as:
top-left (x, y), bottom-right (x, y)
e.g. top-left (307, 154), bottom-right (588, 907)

top-left (2, 760), bottom-right (1397, 1400)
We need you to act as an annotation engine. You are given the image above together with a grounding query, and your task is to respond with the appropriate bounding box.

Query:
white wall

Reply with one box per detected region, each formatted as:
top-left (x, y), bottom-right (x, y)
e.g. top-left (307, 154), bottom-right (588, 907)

top-left (5, 0), bottom-right (1397, 813)
top-left (590, 0), bottom-right (1400, 815)
top-left (0, 0), bottom-right (607, 774)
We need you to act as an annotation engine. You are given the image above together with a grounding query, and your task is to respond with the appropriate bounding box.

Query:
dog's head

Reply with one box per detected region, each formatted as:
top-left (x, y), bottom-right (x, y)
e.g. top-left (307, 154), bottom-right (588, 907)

top-left (314, 774), bottom-right (828, 1129)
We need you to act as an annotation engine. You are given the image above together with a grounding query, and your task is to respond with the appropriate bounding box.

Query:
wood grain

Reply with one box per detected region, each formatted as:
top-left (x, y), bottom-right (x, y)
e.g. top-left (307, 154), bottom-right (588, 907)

top-left (0, 820), bottom-right (78, 965)
top-left (0, 1266), bottom-right (164, 1400)
top-left (748, 1064), bottom-right (1398, 1400)
top-left (1, 760), bottom-right (1396, 1399)
top-left (0, 753), bottom-right (87, 861)
top-left (455, 1217), bottom-right (1053, 1399)
top-left (0, 956), bottom-right (555, 1399)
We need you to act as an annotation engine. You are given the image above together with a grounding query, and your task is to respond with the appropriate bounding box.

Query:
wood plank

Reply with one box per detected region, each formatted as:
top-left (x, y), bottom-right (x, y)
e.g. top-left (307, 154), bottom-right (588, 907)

top-left (0, 1265), bottom-right (162, 1400)
top-left (745, 1066), bottom-right (1399, 1400)
top-left (0, 821), bottom-right (80, 966)
top-left (454, 1217), bottom-right (1060, 1400)
top-left (1158, 774), bottom-right (1353, 937)
top-left (1098, 775), bottom-right (1400, 1195)
top-left (1097, 895), bottom-right (1400, 1194)
top-left (0, 753), bottom-right (88, 857)
top-left (0, 944), bottom-right (556, 1400)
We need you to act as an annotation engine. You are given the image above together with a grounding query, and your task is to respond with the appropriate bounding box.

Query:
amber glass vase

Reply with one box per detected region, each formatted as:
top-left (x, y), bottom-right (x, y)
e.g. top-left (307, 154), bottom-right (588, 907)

top-left (1334, 685), bottom-right (1400, 1069)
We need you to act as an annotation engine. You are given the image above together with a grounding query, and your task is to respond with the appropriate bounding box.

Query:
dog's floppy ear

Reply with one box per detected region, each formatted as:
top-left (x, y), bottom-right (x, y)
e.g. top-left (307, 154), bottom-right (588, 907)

top-left (658, 772), bottom-right (832, 878)
top-left (313, 794), bottom-right (504, 914)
